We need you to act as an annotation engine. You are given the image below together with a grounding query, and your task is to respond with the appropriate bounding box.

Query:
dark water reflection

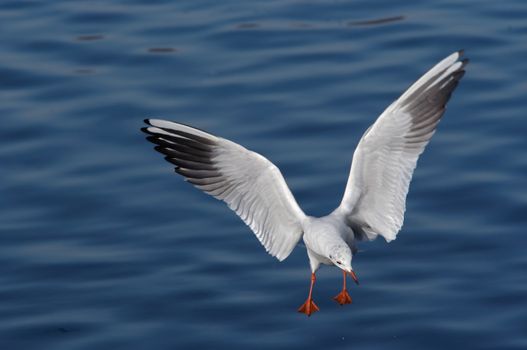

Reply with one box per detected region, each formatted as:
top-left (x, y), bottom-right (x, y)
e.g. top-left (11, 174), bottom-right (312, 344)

top-left (348, 16), bottom-right (405, 26)
top-left (1, 0), bottom-right (526, 349)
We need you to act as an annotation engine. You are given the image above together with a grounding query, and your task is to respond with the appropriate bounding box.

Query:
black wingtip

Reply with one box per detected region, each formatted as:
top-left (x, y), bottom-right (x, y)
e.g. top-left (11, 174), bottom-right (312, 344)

top-left (458, 49), bottom-right (465, 57)
top-left (454, 70), bottom-right (466, 81)
top-left (146, 135), bottom-right (158, 144)
top-left (144, 118), bottom-right (151, 125)
top-left (141, 126), bottom-right (151, 134)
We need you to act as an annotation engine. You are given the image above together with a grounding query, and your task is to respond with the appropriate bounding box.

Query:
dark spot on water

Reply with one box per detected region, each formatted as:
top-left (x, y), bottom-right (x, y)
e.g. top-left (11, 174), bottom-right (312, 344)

top-left (348, 15), bottom-right (405, 26)
top-left (75, 34), bottom-right (104, 41)
top-left (148, 47), bottom-right (178, 53)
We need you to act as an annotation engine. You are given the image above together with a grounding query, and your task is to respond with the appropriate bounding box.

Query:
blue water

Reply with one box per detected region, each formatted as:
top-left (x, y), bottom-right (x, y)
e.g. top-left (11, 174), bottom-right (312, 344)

top-left (1, 0), bottom-right (526, 349)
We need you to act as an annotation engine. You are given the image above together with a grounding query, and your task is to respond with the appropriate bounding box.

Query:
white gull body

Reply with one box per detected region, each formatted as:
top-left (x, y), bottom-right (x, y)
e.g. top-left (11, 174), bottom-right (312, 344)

top-left (143, 51), bottom-right (468, 316)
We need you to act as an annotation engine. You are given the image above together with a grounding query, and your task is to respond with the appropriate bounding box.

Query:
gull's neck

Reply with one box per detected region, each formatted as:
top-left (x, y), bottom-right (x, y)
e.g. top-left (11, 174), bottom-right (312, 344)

top-left (302, 215), bottom-right (352, 256)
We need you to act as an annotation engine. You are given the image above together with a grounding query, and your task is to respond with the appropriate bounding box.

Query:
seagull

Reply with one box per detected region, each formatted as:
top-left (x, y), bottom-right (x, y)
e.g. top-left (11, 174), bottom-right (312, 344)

top-left (142, 51), bottom-right (468, 316)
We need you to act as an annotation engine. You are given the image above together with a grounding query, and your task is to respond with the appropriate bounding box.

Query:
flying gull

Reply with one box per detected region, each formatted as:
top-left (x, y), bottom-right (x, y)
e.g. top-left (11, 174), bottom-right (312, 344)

top-left (142, 51), bottom-right (468, 316)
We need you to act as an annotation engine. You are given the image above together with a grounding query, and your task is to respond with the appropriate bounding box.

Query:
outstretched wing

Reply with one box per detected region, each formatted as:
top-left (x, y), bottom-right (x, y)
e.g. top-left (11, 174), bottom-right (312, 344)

top-left (142, 119), bottom-right (307, 261)
top-left (337, 51), bottom-right (468, 242)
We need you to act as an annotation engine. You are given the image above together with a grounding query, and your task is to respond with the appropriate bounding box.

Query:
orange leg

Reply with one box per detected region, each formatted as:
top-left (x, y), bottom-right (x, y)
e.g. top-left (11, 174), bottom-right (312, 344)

top-left (333, 271), bottom-right (352, 305)
top-left (298, 273), bottom-right (319, 316)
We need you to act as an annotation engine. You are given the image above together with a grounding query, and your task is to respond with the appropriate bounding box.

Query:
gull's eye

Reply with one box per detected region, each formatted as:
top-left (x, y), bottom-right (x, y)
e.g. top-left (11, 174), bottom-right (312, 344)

top-left (336, 261), bottom-right (342, 265)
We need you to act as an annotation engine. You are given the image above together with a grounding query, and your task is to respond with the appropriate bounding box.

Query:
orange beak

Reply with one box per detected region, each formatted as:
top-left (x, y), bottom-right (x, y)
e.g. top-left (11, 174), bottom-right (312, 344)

top-left (348, 270), bottom-right (360, 285)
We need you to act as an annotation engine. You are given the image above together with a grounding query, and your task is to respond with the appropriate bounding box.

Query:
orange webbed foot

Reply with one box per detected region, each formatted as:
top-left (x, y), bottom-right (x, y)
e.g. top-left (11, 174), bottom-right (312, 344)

top-left (333, 289), bottom-right (352, 305)
top-left (298, 298), bottom-right (320, 316)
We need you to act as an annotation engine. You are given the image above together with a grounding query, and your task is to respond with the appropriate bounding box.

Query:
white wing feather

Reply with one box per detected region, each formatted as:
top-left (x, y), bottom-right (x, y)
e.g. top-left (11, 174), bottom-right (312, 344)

top-left (337, 51), bottom-right (468, 242)
top-left (143, 119), bottom-right (306, 261)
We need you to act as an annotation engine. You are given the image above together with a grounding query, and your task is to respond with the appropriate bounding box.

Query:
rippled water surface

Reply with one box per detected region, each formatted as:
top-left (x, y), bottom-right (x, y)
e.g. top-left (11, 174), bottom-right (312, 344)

top-left (2, 1), bottom-right (527, 349)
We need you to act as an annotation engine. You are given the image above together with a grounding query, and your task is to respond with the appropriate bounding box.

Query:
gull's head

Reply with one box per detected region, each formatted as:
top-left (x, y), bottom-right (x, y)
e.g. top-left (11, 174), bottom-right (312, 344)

top-left (328, 244), bottom-right (359, 285)
top-left (328, 244), bottom-right (353, 273)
